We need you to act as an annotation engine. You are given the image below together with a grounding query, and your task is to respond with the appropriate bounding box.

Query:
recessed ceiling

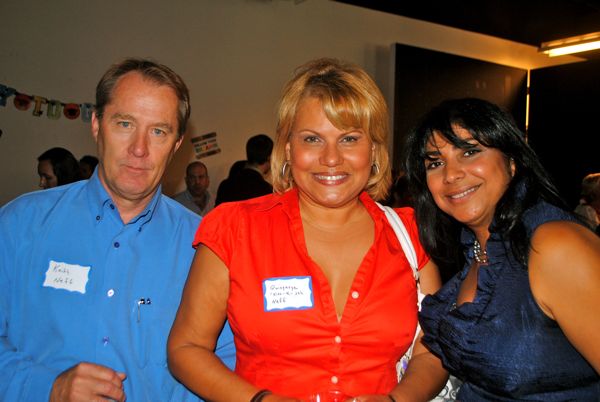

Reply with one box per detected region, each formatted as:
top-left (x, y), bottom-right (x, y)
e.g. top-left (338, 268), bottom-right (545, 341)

top-left (336, 0), bottom-right (600, 59)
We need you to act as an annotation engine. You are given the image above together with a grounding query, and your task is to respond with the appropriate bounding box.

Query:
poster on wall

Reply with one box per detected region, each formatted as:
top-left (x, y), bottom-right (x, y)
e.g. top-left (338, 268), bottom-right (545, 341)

top-left (191, 131), bottom-right (221, 159)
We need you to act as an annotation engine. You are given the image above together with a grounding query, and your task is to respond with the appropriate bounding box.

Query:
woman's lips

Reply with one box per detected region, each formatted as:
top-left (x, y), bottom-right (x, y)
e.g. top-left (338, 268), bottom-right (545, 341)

top-left (313, 173), bottom-right (348, 184)
top-left (447, 185), bottom-right (479, 200)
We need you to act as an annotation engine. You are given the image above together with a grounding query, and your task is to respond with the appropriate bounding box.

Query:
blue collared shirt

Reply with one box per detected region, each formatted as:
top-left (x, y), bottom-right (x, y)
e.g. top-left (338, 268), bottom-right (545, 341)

top-left (0, 170), bottom-right (235, 401)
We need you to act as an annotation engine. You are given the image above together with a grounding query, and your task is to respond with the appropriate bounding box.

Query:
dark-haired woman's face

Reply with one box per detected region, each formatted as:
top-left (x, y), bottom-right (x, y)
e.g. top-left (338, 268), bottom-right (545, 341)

top-left (38, 159), bottom-right (58, 189)
top-left (424, 126), bottom-right (514, 235)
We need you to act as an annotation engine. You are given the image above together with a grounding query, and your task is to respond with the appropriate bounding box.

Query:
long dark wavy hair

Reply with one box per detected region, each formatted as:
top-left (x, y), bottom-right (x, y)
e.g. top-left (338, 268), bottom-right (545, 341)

top-left (403, 98), bottom-right (566, 275)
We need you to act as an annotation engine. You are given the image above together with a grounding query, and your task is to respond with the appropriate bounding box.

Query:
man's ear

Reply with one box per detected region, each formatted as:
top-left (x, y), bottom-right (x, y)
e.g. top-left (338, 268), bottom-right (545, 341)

top-left (174, 135), bottom-right (184, 153)
top-left (91, 112), bottom-right (100, 143)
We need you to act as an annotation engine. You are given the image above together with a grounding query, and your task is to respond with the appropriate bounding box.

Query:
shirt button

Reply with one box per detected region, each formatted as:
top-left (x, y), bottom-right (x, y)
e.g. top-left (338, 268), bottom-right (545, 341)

top-left (110, 204), bottom-right (115, 210)
top-left (102, 336), bottom-right (110, 345)
top-left (351, 291), bottom-right (359, 299)
top-left (107, 289), bottom-right (115, 297)
top-left (334, 335), bottom-right (341, 344)
top-left (114, 242), bottom-right (120, 248)
top-left (331, 376), bottom-right (338, 384)
top-left (96, 215), bottom-right (101, 221)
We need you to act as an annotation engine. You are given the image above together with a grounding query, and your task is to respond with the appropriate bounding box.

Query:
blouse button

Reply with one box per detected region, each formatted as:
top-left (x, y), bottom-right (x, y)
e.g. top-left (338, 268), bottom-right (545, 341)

top-left (334, 335), bottom-right (341, 344)
top-left (107, 289), bottom-right (115, 297)
top-left (351, 291), bottom-right (359, 299)
top-left (331, 376), bottom-right (338, 384)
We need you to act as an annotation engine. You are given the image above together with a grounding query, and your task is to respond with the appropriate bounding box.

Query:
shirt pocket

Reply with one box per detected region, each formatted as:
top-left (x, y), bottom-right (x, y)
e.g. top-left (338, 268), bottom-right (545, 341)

top-left (129, 297), bottom-right (172, 368)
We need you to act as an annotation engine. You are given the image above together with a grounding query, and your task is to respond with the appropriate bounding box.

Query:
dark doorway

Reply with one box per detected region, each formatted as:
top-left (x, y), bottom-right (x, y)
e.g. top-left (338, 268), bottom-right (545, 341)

top-left (529, 59), bottom-right (600, 208)
top-left (393, 44), bottom-right (527, 171)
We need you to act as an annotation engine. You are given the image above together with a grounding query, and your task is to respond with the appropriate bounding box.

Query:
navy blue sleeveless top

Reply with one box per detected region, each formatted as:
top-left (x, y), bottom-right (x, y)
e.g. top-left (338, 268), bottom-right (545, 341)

top-left (420, 201), bottom-right (599, 401)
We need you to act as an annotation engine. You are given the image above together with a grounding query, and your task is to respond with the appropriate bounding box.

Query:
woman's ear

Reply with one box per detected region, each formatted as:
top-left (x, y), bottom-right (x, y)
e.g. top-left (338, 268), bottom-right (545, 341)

top-left (285, 142), bottom-right (291, 161)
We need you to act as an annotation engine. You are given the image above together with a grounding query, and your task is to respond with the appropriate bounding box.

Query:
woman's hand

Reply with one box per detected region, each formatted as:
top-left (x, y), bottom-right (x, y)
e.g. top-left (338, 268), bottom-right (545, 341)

top-left (345, 395), bottom-right (394, 402)
top-left (262, 393), bottom-right (302, 402)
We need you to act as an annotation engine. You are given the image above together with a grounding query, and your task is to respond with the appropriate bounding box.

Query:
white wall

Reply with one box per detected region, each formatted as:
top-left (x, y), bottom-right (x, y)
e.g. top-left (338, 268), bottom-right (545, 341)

top-left (0, 0), bottom-right (579, 206)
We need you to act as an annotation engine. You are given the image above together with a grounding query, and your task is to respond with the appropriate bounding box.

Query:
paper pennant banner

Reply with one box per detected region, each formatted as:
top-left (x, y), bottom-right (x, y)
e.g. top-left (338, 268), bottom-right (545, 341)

top-left (0, 83), bottom-right (94, 122)
top-left (0, 85), bottom-right (16, 106)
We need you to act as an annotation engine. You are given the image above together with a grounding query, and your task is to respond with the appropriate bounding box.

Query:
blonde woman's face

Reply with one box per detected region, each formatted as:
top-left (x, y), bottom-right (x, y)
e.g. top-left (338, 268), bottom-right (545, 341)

top-left (286, 97), bottom-right (373, 209)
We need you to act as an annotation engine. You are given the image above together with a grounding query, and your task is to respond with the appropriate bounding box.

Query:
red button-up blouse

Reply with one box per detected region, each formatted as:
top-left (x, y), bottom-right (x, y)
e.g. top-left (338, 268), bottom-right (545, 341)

top-left (194, 189), bottom-right (429, 399)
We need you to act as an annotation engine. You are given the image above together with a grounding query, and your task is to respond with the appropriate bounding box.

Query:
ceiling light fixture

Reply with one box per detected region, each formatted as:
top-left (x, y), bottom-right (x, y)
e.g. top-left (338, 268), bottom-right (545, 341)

top-left (539, 31), bottom-right (600, 57)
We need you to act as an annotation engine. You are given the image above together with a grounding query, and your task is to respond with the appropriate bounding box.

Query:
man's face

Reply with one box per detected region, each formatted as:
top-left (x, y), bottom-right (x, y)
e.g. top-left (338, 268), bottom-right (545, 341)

top-left (91, 72), bottom-right (183, 206)
top-left (185, 164), bottom-right (209, 197)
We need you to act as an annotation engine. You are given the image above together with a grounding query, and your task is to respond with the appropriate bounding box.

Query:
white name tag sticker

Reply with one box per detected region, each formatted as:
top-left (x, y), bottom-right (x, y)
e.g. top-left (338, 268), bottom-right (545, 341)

top-left (43, 260), bottom-right (90, 294)
top-left (263, 276), bottom-right (314, 312)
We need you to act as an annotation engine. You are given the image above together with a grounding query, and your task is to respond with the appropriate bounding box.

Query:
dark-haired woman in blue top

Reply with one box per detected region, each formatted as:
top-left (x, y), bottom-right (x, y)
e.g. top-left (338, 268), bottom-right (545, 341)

top-left (403, 98), bottom-right (600, 400)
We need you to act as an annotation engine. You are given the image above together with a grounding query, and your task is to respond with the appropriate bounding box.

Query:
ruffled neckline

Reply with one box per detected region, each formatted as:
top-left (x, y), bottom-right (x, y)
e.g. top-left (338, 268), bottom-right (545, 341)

top-left (420, 200), bottom-right (577, 363)
top-left (419, 230), bottom-right (512, 375)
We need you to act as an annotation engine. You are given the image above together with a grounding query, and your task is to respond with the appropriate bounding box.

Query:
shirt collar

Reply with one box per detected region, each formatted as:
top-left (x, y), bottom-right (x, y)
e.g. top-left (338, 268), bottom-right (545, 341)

top-left (460, 226), bottom-right (504, 246)
top-left (359, 191), bottom-right (387, 221)
top-left (188, 189), bottom-right (211, 204)
top-left (86, 168), bottom-right (160, 229)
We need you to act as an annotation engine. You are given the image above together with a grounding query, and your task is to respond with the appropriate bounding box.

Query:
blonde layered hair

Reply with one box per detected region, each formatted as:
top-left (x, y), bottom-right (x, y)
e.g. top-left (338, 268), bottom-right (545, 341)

top-left (271, 58), bottom-right (391, 201)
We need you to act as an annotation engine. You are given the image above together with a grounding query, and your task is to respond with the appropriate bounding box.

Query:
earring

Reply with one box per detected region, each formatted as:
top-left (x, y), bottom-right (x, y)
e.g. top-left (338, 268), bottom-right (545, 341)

top-left (371, 162), bottom-right (380, 175)
top-left (281, 161), bottom-right (290, 179)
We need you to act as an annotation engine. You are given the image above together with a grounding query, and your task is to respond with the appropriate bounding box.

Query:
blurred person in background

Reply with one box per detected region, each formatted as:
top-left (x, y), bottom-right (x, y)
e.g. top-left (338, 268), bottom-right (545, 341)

top-left (574, 172), bottom-right (600, 232)
top-left (79, 155), bottom-right (99, 179)
top-left (214, 134), bottom-right (273, 204)
top-left (37, 147), bottom-right (80, 189)
top-left (173, 161), bottom-right (214, 216)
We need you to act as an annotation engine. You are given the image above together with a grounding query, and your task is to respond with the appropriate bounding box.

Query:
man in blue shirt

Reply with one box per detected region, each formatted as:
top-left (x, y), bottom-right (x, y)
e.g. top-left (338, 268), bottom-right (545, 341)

top-left (0, 58), bottom-right (234, 401)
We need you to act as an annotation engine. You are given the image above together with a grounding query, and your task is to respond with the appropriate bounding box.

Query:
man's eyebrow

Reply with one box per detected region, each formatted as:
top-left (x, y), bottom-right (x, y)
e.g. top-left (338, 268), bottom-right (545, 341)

top-left (109, 113), bottom-right (136, 121)
top-left (154, 122), bottom-right (174, 132)
top-left (109, 114), bottom-right (174, 133)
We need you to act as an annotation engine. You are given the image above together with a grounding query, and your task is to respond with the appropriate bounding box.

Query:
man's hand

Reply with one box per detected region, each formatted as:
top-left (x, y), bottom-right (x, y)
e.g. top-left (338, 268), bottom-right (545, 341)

top-left (49, 362), bottom-right (127, 402)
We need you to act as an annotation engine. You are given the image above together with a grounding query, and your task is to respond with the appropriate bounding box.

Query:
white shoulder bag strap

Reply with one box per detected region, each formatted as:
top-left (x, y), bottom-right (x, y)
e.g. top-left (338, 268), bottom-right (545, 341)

top-left (378, 203), bottom-right (461, 401)
top-left (376, 203), bottom-right (419, 280)
top-left (376, 203), bottom-right (424, 375)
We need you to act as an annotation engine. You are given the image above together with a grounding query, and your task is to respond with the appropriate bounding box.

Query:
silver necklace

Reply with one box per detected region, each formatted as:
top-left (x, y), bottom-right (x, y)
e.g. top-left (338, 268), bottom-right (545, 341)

top-left (473, 239), bottom-right (489, 264)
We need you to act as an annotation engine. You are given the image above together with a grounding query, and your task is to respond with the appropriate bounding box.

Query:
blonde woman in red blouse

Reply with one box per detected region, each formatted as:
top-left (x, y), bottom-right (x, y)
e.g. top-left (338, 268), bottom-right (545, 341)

top-left (168, 58), bottom-right (447, 402)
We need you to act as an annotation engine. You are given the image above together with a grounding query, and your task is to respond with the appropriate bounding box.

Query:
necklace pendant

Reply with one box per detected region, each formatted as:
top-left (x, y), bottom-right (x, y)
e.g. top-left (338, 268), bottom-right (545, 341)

top-left (473, 239), bottom-right (489, 264)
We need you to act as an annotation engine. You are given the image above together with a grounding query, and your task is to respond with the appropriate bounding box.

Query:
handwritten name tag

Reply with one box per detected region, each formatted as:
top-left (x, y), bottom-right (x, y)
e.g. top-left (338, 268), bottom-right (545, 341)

top-left (263, 276), bottom-right (314, 312)
top-left (43, 260), bottom-right (90, 294)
